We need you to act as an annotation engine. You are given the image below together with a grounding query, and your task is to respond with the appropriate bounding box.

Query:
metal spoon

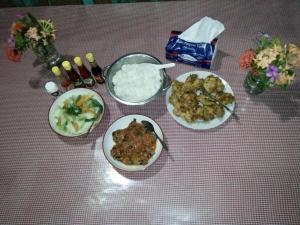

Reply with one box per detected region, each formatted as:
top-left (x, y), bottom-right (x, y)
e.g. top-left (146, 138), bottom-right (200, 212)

top-left (86, 119), bottom-right (96, 136)
top-left (202, 90), bottom-right (239, 121)
top-left (85, 108), bottom-right (102, 136)
top-left (139, 63), bottom-right (176, 70)
top-left (141, 120), bottom-right (168, 151)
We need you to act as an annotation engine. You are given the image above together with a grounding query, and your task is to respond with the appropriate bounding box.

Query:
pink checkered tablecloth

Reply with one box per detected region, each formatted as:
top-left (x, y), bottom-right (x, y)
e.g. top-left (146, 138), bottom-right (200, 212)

top-left (0, 1), bottom-right (299, 224)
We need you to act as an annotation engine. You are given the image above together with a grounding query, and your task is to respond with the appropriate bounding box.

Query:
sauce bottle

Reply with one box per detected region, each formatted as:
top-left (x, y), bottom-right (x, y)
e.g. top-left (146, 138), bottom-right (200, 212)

top-left (62, 61), bottom-right (85, 88)
top-left (51, 66), bottom-right (73, 91)
top-left (85, 52), bottom-right (105, 84)
top-left (74, 56), bottom-right (95, 87)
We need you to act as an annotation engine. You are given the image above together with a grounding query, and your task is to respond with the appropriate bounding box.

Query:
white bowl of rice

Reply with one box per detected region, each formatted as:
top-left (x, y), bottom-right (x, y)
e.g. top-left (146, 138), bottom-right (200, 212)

top-left (105, 53), bottom-right (171, 105)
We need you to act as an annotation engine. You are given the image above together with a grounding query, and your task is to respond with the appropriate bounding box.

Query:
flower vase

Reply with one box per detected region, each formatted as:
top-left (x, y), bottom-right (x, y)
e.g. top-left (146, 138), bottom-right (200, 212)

top-left (244, 71), bottom-right (265, 95)
top-left (32, 42), bottom-right (62, 68)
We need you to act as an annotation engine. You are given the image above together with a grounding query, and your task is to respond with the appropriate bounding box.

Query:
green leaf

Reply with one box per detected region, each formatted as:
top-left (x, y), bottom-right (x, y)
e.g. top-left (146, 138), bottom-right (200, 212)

top-left (75, 95), bottom-right (81, 103)
top-left (85, 118), bottom-right (95, 122)
top-left (14, 32), bottom-right (28, 51)
top-left (272, 37), bottom-right (281, 46)
top-left (65, 105), bottom-right (82, 116)
top-left (89, 99), bottom-right (103, 111)
top-left (27, 12), bottom-right (39, 27)
top-left (281, 83), bottom-right (288, 89)
top-left (257, 37), bottom-right (273, 51)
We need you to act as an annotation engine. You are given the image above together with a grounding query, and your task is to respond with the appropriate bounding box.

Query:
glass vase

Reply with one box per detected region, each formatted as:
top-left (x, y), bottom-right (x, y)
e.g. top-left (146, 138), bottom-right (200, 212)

top-left (244, 71), bottom-right (265, 95)
top-left (32, 42), bottom-right (62, 68)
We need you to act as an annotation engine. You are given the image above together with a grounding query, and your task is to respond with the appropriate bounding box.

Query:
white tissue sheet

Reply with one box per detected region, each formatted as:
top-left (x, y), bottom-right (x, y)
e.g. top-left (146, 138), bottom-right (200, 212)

top-left (178, 16), bottom-right (225, 43)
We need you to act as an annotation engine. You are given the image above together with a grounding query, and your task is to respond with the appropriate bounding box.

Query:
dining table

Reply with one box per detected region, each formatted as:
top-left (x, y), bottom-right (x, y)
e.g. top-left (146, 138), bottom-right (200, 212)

top-left (0, 0), bottom-right (300, 224)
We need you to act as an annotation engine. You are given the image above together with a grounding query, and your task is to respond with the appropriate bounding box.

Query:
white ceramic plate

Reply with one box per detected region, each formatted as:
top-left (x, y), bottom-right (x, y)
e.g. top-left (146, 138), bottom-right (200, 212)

top-left (48, 88), bottom-right (105, 137)
top-left (165, 71), bottom-right (235, 130)
top-left (103, 114), bottom-right (163, 171)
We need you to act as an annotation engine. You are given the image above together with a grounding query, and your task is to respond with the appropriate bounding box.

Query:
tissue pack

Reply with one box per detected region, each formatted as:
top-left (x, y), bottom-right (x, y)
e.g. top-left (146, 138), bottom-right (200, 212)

top-left (165, 31), bottom-right (218, 69)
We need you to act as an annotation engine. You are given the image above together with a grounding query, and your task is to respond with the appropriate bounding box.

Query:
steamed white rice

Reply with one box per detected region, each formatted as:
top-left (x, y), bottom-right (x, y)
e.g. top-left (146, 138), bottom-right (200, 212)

top-left (112, 63), bottom-right (162, 102)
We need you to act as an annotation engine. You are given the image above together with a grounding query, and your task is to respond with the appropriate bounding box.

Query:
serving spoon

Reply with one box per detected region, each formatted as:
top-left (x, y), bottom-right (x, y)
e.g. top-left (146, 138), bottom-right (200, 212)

top-left (85, 107), bottom-right (103, 136)
top-left (202, 89), bottom-right (239, 121)
top-left (139, 62), bottom-right (176, 70)
top-left (141, 120), bottom-right (168, 151)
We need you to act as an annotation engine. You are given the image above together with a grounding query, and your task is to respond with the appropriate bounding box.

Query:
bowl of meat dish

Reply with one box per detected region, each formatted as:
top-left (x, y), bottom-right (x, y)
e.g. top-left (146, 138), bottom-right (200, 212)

top-left (102, 114), bottom-right (164, 171)
top-left (105, 52), bottom-right (171, 105)
top-left (166, 71), bottom-right (235, 130)
top-left (49, 88), bottom-right (105, 137)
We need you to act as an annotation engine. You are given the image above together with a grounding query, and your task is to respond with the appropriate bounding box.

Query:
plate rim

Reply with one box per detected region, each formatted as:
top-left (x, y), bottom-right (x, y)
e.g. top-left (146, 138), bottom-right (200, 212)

top-left (165, 70), bottom-right (235, 130)
top-left (48, 88), bottom-right (105, 137)
top-left (102, 114), bottom-right (164, 172)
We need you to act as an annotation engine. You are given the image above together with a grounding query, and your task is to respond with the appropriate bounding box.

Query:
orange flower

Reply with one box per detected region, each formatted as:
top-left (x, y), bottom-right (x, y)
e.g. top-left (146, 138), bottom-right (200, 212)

top-left (239, 49), bottom-right (256, 70)
top-left (6, 44), bottom-right (22, 62)
top-left (10, 22), bottom-right (24, 34)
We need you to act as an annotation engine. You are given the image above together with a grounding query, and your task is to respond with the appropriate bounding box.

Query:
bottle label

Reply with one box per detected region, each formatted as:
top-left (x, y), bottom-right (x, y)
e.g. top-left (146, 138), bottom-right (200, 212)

top-left (74, 79), bottom-right (84, 88)
top-left (94, 75), bottom-right (105, 84)
top-left (84, 77), bottom-right (95, 87)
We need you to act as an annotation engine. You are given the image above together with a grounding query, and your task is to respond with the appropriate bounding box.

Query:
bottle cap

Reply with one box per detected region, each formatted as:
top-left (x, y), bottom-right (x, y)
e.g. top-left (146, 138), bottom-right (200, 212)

top-left (45, 81), bottom-right (59, 94)
top-left (74, 56), bottom-right (83, 66)
top-left (62, 61), bottom-right (72, 70)
top-left (51, 66), bottom-right (61, 76)
top-left (86, 52), bottom-right (94, 62)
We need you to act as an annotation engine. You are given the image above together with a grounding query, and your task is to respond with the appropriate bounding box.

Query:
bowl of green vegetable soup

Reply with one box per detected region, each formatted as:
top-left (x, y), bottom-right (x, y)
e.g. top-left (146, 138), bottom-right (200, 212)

top-left (49, 88), bottom-right (104, 137)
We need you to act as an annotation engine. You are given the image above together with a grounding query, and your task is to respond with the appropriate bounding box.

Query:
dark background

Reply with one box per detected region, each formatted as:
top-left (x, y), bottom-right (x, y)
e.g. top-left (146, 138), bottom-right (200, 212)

top-left (0, 0), bottom-right (179, 8)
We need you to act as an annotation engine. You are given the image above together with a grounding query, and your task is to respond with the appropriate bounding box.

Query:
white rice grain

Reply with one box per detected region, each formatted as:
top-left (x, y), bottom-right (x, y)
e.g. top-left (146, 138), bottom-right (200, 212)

top-left (112, 64), bottom-right (162, 102)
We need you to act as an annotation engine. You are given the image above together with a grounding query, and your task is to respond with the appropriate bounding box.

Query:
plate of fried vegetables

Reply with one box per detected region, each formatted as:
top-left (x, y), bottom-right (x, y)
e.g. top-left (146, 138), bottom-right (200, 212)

top-left (49, 88), bottom-right (104, 137)
top-left (166, 71), bottom-right (235, 130)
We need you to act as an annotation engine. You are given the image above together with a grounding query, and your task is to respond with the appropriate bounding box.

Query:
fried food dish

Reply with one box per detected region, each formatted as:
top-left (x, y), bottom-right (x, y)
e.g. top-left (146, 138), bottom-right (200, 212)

top-left (169, 74), bottom-right (235, 123)
top-left (111, 119), bottom-right (157, 165)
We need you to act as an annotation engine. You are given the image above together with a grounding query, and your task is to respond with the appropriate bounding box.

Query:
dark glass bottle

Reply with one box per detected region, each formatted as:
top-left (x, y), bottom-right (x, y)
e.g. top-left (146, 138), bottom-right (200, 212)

top-left (74, 56), bottom-right (95, 87)
top-left (62, 61), bottom-right (85, 88)
top-left (86, 53), bottom-right (105, 84)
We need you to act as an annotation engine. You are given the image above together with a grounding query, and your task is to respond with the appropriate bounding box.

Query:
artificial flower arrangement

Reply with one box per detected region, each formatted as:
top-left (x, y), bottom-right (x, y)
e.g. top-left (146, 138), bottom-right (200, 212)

top-left (240, 33), bottom-right (300, 91)
top-left (6, 12), bottom-right (56, 62)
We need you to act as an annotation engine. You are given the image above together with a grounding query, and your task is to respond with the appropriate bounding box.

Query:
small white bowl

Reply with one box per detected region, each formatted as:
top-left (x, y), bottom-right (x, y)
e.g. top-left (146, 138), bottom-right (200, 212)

top-left (102, 114), bottom-right (163, 171)
top-left (48, 88), bottom-right (105, 137)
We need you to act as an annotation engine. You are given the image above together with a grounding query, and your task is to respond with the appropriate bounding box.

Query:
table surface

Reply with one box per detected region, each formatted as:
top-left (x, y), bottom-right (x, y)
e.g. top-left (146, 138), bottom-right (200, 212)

top-left (0, 1), bottom-right (300, 224)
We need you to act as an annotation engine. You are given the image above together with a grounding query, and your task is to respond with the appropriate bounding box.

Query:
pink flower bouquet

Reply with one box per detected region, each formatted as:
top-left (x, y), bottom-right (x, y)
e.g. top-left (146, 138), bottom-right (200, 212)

top-left (240, 33), bottom-right (300, 90)
top-left (6, 13), bottom-right (56, 62)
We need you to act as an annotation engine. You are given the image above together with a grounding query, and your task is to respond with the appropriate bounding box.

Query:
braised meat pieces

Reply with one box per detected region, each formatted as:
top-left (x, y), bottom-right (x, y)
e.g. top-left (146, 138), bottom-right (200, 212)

top-left (111, 120), bottom-right (157, 165)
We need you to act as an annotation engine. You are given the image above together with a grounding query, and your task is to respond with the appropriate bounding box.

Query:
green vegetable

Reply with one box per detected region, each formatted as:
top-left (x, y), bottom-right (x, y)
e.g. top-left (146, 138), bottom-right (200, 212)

top-left (89, 98), bottom-right (103, 110)
top-left (75, 95), bottom-right (82, 104)
top-left (55, 94), bottom-right (103, 134)
top-left (65, 105), bottom-right (82, 116)
top-left (85, 118), bottom-right (96, 122)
